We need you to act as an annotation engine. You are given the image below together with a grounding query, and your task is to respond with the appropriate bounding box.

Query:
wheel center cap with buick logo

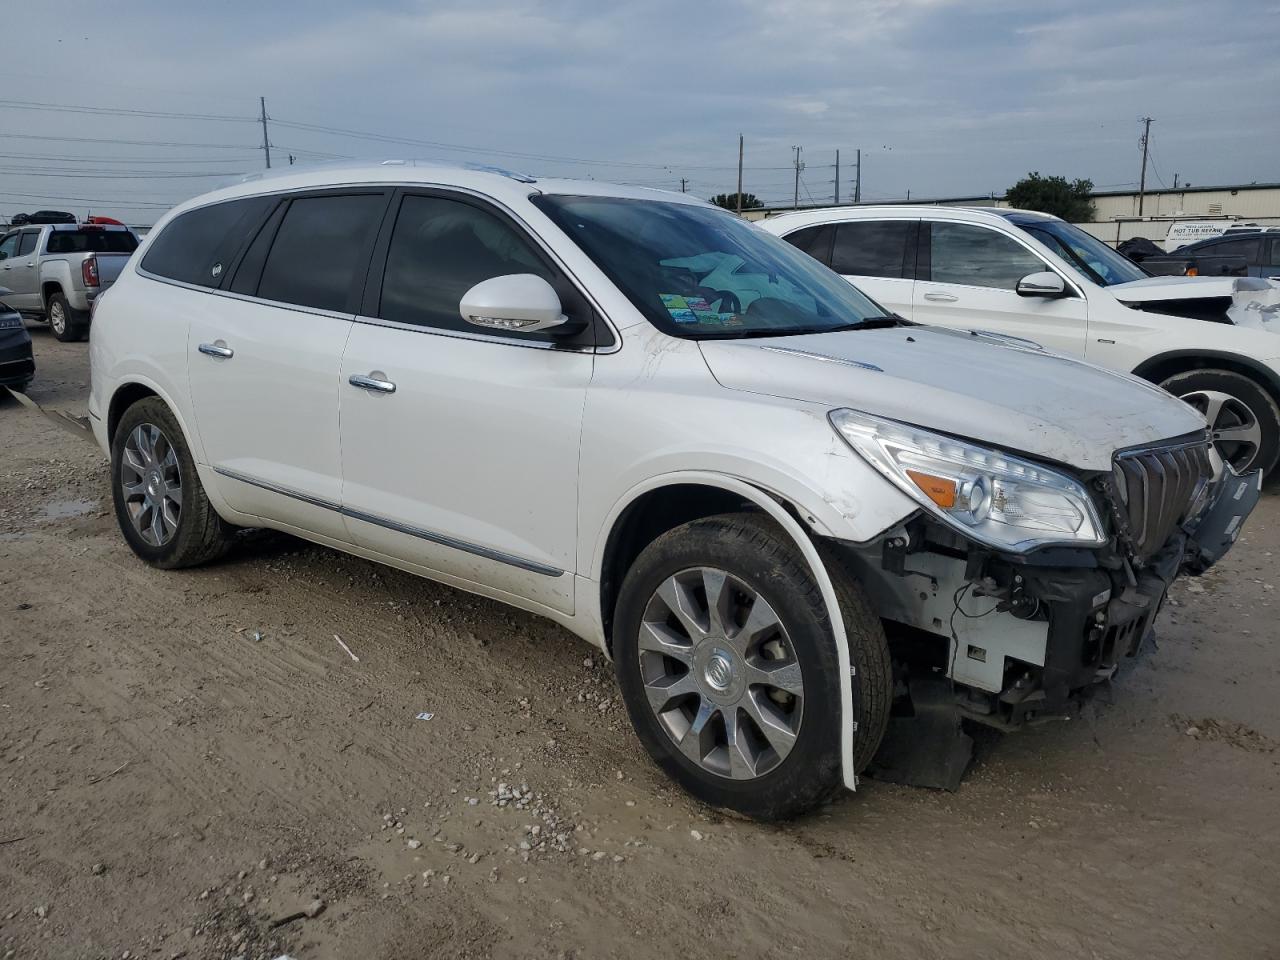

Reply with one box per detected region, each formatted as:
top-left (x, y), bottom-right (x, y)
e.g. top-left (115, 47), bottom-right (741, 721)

top-left (694, 642), bottom-right (745, 704)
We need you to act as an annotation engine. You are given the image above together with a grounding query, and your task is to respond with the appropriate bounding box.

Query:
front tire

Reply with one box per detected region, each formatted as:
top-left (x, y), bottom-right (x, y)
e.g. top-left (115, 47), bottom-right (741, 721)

top-left (47, 291), bottom-right (88, 343)
top-left (613, 513), bottom-right (891, 820)
top-left (110, 397), bottom-right (235, 569)
top-left (1161, 368), bottom-right (1280, 477)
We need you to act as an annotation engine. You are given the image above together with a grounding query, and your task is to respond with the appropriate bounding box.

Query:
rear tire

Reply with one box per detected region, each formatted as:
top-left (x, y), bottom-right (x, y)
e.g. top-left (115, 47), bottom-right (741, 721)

top-left (613, 512), bottom-right (890, 820)
top-left (47, 291), bottom-right (88, 343)
top-left (110, 397), bottom-right (236, 569)
top-left (1160, 368), bottom-right (1280, 478)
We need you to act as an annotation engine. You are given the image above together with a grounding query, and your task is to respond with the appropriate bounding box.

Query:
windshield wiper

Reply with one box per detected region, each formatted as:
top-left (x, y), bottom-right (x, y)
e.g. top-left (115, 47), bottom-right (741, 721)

top-left (693, 316), bottom-right (910, 340)
top-left (853, 316), bottom-right (912, 329)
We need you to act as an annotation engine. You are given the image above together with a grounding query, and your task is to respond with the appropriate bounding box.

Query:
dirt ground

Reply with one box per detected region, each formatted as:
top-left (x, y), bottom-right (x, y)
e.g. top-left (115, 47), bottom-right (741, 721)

top-left (2, 324), bottom-right (1279, 960)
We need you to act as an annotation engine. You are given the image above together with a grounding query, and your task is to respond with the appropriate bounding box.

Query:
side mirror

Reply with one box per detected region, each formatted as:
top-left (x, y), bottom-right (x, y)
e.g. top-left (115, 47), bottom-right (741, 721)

top-left (1016, 271), bottom-right (1067, 298)
top-left (459, 274), bottom-right (571, 334)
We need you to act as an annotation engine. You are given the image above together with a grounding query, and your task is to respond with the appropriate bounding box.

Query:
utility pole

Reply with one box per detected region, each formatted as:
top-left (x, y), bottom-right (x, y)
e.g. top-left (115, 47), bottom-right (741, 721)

top-left (834, 149), bottom-right (840, 204)
top-left (1137, 116), bottom-right (1153, 216)
top-left (736, 134), bottom-right (744, 215)
top-left (679, 178), bottom-right (688, 193)
top-left (854, 148), bottom-right (861, 204)
top-left (260, 96), bottom-right (272, 170)
top-left (1173, 172), bottom-right (1179, 190)
top-left (792, 146), bottom-right (804, 210)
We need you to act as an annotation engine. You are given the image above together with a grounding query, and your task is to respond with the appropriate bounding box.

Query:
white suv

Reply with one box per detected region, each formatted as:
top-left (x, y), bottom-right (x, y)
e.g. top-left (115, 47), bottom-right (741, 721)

top-left (760, 206), bottom-right (1280, 477)
top-left (89, 166), bottom-right (1258, 818)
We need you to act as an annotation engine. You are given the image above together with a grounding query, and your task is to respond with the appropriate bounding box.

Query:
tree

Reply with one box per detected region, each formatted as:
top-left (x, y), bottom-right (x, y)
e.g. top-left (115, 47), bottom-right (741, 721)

top-left (1005, 172), bottom-right (1095, 222)
top-left (710, 192), bottom-right (763, 211)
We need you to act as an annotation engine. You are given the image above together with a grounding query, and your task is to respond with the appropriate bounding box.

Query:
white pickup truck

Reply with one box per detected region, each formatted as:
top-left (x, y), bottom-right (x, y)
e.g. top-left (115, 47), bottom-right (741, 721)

top-left (0, 223), bottom-right (139, 341)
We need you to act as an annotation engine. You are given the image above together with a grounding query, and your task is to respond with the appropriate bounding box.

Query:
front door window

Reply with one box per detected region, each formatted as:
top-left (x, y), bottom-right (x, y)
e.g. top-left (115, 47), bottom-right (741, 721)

top-left (929, 222), bottom-right (1046, 289)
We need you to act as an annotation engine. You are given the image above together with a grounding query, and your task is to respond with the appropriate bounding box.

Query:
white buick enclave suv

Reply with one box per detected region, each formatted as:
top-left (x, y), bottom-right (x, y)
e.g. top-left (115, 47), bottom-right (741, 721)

top-left (89, 165), bottom-right (1259, 818)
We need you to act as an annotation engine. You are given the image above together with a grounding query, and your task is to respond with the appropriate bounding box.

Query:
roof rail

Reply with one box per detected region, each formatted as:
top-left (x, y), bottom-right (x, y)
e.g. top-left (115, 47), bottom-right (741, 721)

top-left (461, 162), bottom-right (537, 184)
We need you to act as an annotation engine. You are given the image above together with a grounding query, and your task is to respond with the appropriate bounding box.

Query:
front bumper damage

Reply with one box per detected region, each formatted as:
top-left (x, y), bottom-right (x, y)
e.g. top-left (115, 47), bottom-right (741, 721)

top-left (838, 457), bottom-right (1261, 789)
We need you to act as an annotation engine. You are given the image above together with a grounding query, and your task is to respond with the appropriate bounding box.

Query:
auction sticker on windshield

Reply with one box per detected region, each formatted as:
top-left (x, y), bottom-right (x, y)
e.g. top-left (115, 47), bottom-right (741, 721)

top-left (659, 293), bottom-right (741, 326)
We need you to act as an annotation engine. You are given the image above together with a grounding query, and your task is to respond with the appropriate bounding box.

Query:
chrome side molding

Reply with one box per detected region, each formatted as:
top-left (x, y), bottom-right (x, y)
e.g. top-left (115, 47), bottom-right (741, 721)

top-left (212, 466), bottom-right (564, 578)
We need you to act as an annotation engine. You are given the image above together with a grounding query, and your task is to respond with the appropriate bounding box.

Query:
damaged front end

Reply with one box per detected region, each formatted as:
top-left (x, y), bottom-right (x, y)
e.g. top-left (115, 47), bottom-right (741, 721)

top-left (836, 431), bottom-right (1261, 789)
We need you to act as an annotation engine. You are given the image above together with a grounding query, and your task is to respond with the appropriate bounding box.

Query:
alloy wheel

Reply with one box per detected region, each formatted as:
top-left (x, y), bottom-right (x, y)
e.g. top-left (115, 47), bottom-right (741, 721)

top-left (49, 300), bottom-right (65, 336)
top-left (637, 567), bottom-right (804, 780)
top-left (120, 423), bottom-right (183, 546)
top-left (1180, 389), bottom-right (1263, 473)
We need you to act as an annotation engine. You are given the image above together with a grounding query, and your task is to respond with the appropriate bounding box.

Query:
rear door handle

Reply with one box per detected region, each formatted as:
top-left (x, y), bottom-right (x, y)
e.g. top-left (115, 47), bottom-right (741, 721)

top-left (923, 292), bottom-right (959, 303)
top-left (198, 341), bottom-right (234, 359)
top-left (349, 372), bottom-right (396, 394)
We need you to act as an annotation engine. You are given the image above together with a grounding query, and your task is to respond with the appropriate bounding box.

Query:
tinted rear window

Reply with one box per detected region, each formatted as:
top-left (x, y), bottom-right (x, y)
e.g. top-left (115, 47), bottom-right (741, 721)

top-left (142, 197), bottom-right (273, 287)
top-left (830, 220), bottom-right (913, 278)
top-left (46, 230), bottom-right (138, 255)
top-left (256, 194), bottom-right (385, 312)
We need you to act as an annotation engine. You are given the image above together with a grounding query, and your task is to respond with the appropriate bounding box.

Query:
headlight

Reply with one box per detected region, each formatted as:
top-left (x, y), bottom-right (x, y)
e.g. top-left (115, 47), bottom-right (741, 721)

top-left (830, 408), bottom-right (1105, 552)
top-left (0, 311), bottom-right (23, 331)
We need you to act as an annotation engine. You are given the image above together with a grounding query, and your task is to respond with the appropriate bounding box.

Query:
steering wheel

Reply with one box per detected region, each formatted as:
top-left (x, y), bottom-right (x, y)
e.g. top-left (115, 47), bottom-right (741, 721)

top-left (712, 290), bottom-right (742, 314)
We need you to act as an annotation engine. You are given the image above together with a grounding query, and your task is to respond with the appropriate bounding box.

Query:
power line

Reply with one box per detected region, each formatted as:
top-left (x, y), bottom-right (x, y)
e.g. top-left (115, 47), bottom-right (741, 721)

top-left (0, 98), bottom-right (255, 122)
top-left (0, 168), bottom-right (248, 179)
top-left (0, 95), bottom-right (787, 172)
top-left (269, 114), bottom-right (792, 171)
top-left (0, 151), bottom-right (263, 165)
top-left (0, 131), bottom-right (258, 150)
top-left (273, 145), bottom-right (355, 160)
top-left (0, 191), bottom-right (176, 208)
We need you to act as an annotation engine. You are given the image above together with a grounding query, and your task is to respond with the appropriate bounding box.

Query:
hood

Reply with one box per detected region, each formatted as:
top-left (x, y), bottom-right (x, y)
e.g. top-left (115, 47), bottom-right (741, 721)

top-left (1109, 275), bottom-right (1243, 303)
top-left (698, 326), bottom-right (1205, 471)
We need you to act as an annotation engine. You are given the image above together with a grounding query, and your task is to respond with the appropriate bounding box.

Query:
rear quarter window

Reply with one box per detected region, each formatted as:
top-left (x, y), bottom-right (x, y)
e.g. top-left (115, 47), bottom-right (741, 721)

top-left (830, 220), bottom-right (914, 278)
top-left (141, 197), bottom-right (274, 288)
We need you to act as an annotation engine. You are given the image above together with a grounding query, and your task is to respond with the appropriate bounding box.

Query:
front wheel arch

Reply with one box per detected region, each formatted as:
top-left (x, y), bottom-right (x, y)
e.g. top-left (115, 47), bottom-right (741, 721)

top-left (597, 472), bottom-right (871, 793)
top-left (1133, 350), bottom-right (1280, 410)
top-left (1133, 352), bottom-right (1280, 477)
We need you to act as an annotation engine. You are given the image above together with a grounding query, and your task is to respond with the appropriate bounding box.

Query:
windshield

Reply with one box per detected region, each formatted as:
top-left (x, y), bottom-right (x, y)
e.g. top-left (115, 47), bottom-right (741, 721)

top-left (532, 195), bottom-right (887, 338)
top-left (1015, 218), bottom-right (1147, 287)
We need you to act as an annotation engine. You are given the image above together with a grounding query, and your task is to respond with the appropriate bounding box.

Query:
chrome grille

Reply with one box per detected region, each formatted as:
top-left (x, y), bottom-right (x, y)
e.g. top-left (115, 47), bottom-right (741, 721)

top-left (1111, 439), bottom-right (1212, 560)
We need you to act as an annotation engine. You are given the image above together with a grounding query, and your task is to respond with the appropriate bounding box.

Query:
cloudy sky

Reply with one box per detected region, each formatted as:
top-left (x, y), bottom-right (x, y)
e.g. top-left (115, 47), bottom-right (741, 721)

top-left (3, 0), bottom-right (1277, 223)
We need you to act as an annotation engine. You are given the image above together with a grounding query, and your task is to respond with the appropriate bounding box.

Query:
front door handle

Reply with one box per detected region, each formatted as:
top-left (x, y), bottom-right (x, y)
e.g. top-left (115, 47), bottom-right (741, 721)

top-left (349, 372), bottom-right (396, 394)
top-left (198, 341), bottom-right (234, 359)
top-left (24, 262), bottom-right (34, 269)
top-left (923, 292), bottom-right (959, 303)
